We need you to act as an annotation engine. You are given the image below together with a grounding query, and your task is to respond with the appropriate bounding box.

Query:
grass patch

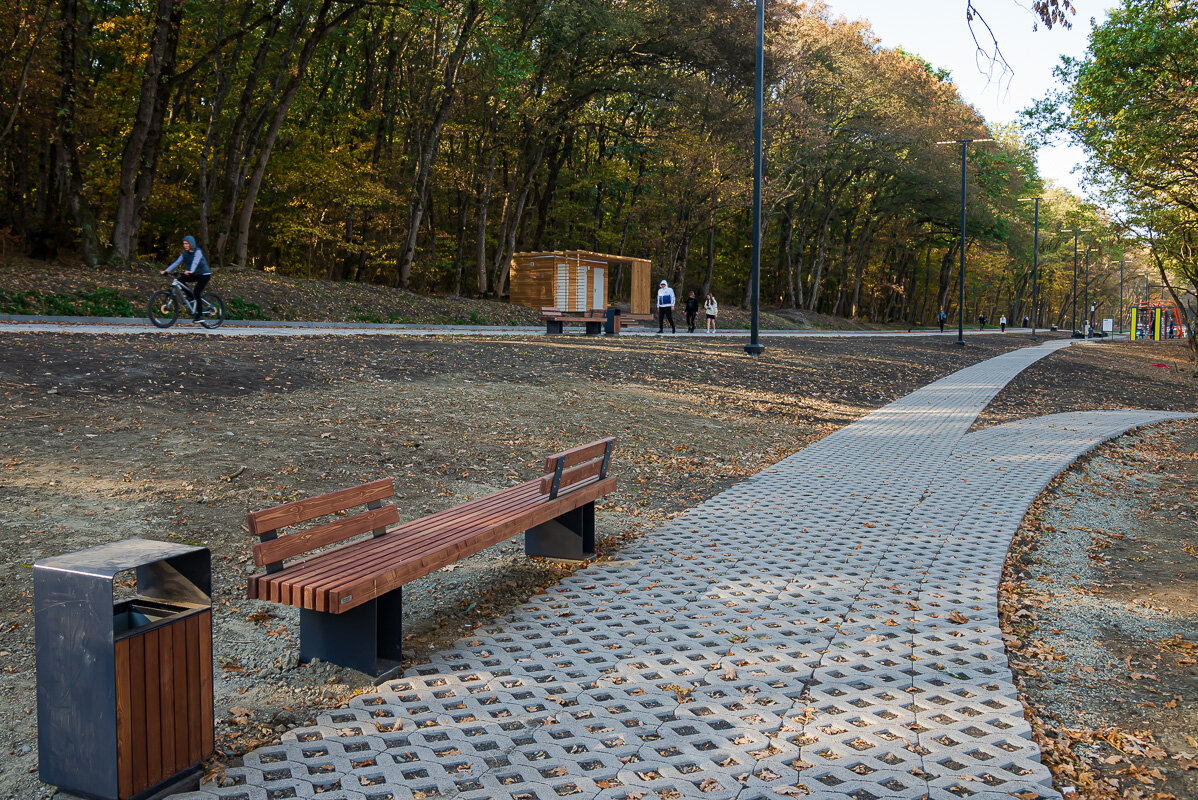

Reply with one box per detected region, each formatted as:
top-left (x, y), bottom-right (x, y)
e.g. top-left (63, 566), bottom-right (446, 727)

top-left (225, 296), bottom-right (269, 321)
top-left (0, 287), bottom-right (137, 317)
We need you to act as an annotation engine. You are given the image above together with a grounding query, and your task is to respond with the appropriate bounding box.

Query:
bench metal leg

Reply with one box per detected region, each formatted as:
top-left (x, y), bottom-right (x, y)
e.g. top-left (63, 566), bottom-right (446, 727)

top-left (585, 321), bottom-right (603, 336)
top-left (525, 502), bottom-right (595, 560)
top-left (546, 320), bottom-right (564, 334)
top-left (299, 588), bottom-right (403, 678)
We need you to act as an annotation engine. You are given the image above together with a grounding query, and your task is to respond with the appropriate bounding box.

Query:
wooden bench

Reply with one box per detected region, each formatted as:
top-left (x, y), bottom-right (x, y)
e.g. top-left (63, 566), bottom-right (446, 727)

top-left (541, 306), bottom-right (609, 335)
top-left (246, 437), bottom-right (617, 677)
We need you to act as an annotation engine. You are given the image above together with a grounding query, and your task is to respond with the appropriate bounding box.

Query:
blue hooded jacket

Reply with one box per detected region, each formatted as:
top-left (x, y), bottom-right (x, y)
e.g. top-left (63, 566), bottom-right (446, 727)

top-left (166, 235), bottom-right (210, 276)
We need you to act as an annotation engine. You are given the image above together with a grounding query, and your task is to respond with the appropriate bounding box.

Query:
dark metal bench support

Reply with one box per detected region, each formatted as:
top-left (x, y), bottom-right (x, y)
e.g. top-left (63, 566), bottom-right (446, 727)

top-left (299, 587), bottom-right (403, 679)
top-left (545, 320), bottom-right (564, 334)
top-left (585, 320), bottom-right (603, 336)
top-left (525, 502), bottom-right (595, 560)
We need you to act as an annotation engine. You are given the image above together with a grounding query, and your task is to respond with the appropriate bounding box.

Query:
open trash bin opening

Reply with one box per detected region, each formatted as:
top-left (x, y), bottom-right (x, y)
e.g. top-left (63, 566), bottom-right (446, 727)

top-left (113, 598), bottom-right (204, 637)
top-left (35, 538), bottom-right (213, 800)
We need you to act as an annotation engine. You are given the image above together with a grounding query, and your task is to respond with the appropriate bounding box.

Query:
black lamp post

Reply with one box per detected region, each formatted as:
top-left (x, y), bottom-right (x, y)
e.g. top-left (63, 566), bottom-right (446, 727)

top-left (1017, 197), bottom-right (1041, 338)
top-left (743, 0), bottom-right (765, 357)
top-left (1119, 257), bottom-right (1124, 333)
top-left (1068, 227), bottom-right (1091, 335)
top-left (937, 138), bottom-right (993, 346)
top-left (1084, 241), bottom-right (1091, 337)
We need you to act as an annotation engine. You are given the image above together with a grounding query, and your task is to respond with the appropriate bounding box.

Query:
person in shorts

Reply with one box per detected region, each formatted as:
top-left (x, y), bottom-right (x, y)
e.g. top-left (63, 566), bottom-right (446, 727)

top-left (704, 293), bottom-right (719, 332)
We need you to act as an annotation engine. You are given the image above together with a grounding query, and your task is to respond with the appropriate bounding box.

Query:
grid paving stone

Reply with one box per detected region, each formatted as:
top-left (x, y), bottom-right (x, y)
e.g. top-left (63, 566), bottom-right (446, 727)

top-left (170, 341), bottom-right (1193, 800)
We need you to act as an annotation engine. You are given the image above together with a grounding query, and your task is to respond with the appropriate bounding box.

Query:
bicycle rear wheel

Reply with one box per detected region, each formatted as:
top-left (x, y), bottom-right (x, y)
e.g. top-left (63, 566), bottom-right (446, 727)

top-left (199, 293), bottom-right (225, 329)
top-left (147, 290), bottom-right (179, 328)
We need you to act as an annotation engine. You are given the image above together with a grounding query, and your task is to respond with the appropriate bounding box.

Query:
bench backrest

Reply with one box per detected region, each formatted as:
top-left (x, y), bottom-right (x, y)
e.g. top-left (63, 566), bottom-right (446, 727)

top-left (540, 437), bottom-right (615, 499)
top-left (247, 478), bottom-right (398, 573)
top-left (541, 306), bottom-right (562, 318)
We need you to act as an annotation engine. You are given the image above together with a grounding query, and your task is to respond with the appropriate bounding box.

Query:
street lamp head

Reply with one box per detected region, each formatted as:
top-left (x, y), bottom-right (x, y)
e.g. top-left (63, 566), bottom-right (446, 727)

top-left (935, 138), bottom-right (995, 145)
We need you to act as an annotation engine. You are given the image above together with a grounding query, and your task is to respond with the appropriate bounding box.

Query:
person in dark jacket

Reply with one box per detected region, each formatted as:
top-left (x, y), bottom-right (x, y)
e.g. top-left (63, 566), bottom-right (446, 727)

top-left (162, 235), bottom-right (211, 321)
top-left (684, 292), bottom-right (700, 333)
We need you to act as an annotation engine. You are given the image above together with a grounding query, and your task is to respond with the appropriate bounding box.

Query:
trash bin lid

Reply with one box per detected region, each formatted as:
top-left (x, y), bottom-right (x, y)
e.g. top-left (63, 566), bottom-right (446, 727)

top-left (35, 538), bottom-right (208, 579)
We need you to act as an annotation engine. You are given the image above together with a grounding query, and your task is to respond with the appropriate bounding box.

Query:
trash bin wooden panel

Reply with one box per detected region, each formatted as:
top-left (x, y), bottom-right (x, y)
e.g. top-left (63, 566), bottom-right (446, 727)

top-left (35, 538), bottom-right (212, 800)
top-left (114, 607), bottom-right (212, 799)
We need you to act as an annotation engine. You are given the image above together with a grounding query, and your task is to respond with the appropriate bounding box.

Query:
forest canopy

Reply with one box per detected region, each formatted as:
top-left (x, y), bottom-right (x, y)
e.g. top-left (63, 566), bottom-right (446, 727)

top-left (1, 0), bottom-right (1132, 327)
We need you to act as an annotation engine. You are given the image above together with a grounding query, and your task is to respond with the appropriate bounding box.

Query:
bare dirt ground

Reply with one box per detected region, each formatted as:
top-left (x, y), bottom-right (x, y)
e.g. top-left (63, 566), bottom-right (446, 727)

top-left (999, 419), bottom-right (1198, 800)
top-left (0, 332), bottom-right (1193, 800)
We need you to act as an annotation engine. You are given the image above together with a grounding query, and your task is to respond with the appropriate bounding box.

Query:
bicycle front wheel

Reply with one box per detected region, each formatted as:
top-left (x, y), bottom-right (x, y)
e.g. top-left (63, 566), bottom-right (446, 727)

top-left (147, 290), bottom-right (179, 328)
top-left (199, 293), bottom-right (225, 329)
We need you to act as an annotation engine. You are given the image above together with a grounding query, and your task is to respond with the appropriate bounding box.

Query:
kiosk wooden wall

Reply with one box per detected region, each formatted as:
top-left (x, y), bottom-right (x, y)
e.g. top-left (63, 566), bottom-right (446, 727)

top-left (510, 251), bottom-right (651, 314)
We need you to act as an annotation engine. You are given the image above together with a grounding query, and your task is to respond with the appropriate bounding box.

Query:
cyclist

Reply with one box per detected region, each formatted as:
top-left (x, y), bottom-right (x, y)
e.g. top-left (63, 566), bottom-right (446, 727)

top-left (161, 235), bottom-right (211, 321)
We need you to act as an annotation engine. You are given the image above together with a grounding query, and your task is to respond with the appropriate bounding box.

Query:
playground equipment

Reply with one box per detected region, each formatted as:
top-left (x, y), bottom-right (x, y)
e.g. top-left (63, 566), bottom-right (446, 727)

top-left (1129, 300), bottom-right (1184, 341)
top-left (509, 251), bottom-right (653, 315)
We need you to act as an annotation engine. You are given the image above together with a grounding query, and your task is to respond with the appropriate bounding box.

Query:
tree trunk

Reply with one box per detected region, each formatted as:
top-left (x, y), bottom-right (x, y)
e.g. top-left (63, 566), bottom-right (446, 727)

top-left (703, 214), bottom-right (716, 298)
top-left (397, 0), bottom-right (482, 288)
top-left (234, 0), bottom-right (364, 270)
top-left (111, 0), bottom-right (184, 262)
top-left (494, 139), bottom-right (547, 297)
top-left (53, 0), bottom-right (99, 265)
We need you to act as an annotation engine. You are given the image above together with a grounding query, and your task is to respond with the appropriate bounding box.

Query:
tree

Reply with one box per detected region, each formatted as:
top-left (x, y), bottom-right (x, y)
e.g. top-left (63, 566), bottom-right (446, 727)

top-left (1031, 0), bottom-right (1198, 359)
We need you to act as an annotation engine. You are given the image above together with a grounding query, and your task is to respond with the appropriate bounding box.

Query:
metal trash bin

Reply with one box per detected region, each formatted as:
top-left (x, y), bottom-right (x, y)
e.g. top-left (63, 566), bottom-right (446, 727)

top-left (35, 538), bottom-right (212, 800)
top-left (604, 306), bottom-right (621, 335)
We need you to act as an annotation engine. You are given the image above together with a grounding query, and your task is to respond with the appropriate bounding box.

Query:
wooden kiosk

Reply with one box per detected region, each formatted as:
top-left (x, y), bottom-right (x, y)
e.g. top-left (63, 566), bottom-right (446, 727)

top-left (509, 251), bottom-right (653, 315)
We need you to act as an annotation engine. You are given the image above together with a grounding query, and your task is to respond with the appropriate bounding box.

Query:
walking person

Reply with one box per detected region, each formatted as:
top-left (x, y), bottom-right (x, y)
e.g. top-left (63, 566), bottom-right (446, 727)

top-left (657, 280), bottom-right (676, 334)
top-left (937, 307), bottom-right (947, 333)
top-left (999, 314), bottom-right (1007, 333)
top-left (704, 293), bottom-right (719, 333)
top-left (161, 235), bottom-right (211, 321)
top-left (978, 313), bottom-right (986, 331)
top-left (684, 291), bottom-right (699, 333)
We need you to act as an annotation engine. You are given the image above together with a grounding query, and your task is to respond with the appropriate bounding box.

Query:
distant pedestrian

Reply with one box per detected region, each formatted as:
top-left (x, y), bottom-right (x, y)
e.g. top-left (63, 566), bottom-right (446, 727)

top-left (657, 280), bottom-right (676, 334)
top-left (684, 291), bottom-right (699, 333)
top-left (937, 308), bottom-right (947, 332)
top-left (978, 314), bottom-right (986, 330)
top-left (1022, 315), bottom-right (1030, 328)
top-left (999, 315), bottom-right (1007, 332)
top-left (704, 293), bottom-right (719, 332)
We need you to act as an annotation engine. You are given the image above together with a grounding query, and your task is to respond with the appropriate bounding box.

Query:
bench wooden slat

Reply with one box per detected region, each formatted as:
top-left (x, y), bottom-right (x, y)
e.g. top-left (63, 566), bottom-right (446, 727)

top-left (297, 483), bottom-right (544, 610)
top-left (252, 505), bottom-right (399, 566)
top-left (252, 475), bottom-right (614, 613)
top-left (251, 481), bottom-right (545, 610)
top-left (295, 482), bottom-right (547, 610)
top-left (539, 458), bottom-right (604, 496)
top-left (246, 478), bottom-right (394, 536)
top-left (333, 476), bottom-right (616, 610)
top-left (544, 437), bottom-right (615, 472)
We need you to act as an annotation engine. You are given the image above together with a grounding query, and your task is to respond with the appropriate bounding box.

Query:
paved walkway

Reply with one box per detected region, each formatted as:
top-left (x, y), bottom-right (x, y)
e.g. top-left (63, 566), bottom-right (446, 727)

top-left (1, 316), bottom-right (1063, 339)
top-left (172, 341), bottom-right (1186, 800)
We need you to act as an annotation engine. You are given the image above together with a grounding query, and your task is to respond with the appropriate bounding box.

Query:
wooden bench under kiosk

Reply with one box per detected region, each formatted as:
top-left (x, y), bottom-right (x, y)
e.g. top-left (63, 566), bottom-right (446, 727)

top-left (246, 438), bottom-right (617, 677)
top-left (541, 306), bottom-right (609, 335)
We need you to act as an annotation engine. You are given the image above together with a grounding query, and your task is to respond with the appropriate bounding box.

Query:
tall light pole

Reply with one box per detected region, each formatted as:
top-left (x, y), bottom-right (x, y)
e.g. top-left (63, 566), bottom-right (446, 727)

top-left (743, 0), bottom-right (765, 358)
top-left (1068, 227), bottom-right (1091, 335)
top-left (937, 137), bottom-right (993, 346)
top-left (1119, 257), bottom-right (1124, 333)
top-left (1084, 241), bottom-right (1091, 337)
top-left (1017, 197), bottom-right (1041, 339)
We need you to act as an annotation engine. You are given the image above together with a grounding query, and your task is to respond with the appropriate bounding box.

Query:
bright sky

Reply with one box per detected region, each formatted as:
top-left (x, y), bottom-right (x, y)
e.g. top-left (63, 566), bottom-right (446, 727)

top-left (822, 0), bottom-right (1108, 199)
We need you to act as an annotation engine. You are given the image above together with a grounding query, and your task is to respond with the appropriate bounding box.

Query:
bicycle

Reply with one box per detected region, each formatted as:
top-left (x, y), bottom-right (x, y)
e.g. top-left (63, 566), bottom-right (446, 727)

top-left (147, 276), bottom-right (225, 329)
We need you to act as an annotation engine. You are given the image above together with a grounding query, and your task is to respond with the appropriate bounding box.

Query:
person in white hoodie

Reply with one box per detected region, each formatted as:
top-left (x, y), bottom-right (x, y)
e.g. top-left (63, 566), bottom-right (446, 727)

top-left (656, 280), bottom-right (676, 334)
top-left (704, 293), bottom-right (718, 332)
